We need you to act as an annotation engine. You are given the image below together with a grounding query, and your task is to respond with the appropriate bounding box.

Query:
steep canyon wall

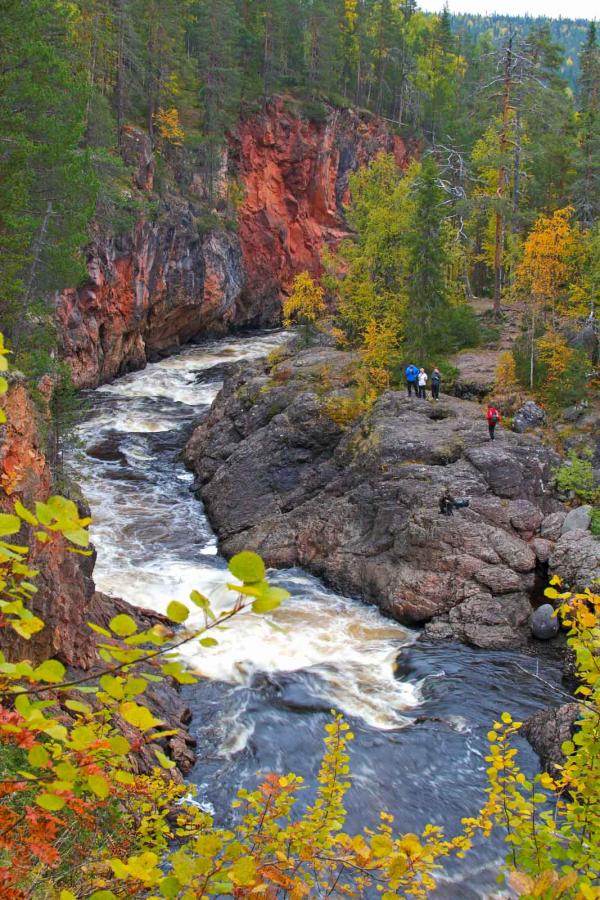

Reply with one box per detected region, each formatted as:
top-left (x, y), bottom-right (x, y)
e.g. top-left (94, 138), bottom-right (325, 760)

top-left (56, 103), bottom-right (409, 388)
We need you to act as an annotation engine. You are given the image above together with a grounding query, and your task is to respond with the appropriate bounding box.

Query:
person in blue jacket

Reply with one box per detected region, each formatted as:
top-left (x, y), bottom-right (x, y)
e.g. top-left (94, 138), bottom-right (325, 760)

top-left (405, 363), bottom-right (419, 397)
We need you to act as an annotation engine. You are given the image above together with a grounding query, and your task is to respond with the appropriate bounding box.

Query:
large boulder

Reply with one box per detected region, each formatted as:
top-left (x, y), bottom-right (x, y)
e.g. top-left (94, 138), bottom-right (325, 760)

top-left (522, 703), bottom-right (580, 774)
top-left (561, 505), bottom-right (592, 534)
top-left (550, 529), bottom-right (600, 592)
top-left (512, 400), bottom-right (546, 433)
top-left (530, 604), bottom-right (560, 640)
top-left (185, 346), bottom-right (565, 649)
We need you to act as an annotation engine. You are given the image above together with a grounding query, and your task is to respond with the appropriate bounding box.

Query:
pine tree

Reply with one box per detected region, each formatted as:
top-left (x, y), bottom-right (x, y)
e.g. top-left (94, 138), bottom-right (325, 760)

top-left (574, 22), bottom-right (600, 225)
top-left (404, 156), bottom-right (451, 358)
top-left (0, 0), bottom-right (98, 360)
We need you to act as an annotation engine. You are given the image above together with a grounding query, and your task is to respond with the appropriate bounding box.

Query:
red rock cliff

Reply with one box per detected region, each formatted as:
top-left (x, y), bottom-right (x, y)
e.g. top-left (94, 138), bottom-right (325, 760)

top-left (56, 105), bottom-right (409, 388)
top-left (234, 97), bottom-right (410, 313)
top-left (0, 378), bottom-right (195, 771)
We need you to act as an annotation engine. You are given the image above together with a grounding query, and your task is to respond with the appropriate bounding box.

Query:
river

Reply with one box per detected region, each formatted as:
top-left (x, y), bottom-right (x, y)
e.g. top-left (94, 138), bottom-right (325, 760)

top-left (68, 330), bottom-right (564, 897)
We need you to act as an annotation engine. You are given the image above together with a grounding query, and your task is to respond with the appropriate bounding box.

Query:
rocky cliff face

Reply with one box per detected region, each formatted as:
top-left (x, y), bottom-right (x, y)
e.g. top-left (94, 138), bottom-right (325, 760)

top-left (234, 97), bottom-right (410, 313)
top-left (184, 344), bottom-right (571, 651)
top-left (0, 377), bottom-right (195, 772)
top-left (57, 105), bottom-right (408, 388)
top-left (56, 125), bottom-right (247, 389)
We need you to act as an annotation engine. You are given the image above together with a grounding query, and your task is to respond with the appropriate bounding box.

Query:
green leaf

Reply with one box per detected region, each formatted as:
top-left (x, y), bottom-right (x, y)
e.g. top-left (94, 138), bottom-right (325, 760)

top-left (166, 600), bottom-right (189, 624)
top-left (89, 892), bottom-right (118, 900)
top-left (190, 590), bottom-right (210, 609)
top-left (119, 701), bottom-right (162, 731)
top-left (124, 677), bottom-right (147, 698)
top-left (154, 748), bottom-right (176, 770)
top-left (35, 503), bottom-right (53, 526)
top-left (36, 792), bottom-right (66, 811)
top-left (109, 614), bottom-right (138, 637)
top-left (55, 762), bottom-right (77, 781)
top-left (87, 774), bottom-right (110, 799)
top-left (251, 588), bottom-right (288, 614)
top-left (109, 735), bottom-right (131, 755)
top-left (33, 659), bottom-right (66, 684)
top-left (64, 699), bottom-right (92, 714)
top-left (231, 856), bottom-right (257, 886)
top-left (199, 637), bottom-right (218, 647)
top-left (114, 770), bottom-right (135, 785)
top-left (28, 744), bottom-right (49, 768)
top-left (100, 674), bottom-right (124, 700)
top-left (0, 514), bottom-right (21, 537)
top-left (228, 551), bottom-right (266, 584)
top-left (70, 725), bottom-right (96, 750)
top-left (63, 528), bottom-right (90, 548)
top-left (14, 501), bottom-right (38, 526)
top-left (160, 876), bottom-right (182, 899)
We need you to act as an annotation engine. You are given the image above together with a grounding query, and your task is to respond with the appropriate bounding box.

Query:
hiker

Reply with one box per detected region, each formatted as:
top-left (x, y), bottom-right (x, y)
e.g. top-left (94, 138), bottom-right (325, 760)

top-left (405, 363), bottom-right (419, 397)
top-left (417, 367), bottom-right (428, 399)
top-left (487, 403), bottom-right (501, 441)
top-left (439, 488), bottom-right (456, 516)
top-left (439, 488), bottom-right (470, 517)
top-left (431, 366), bottom-right (441, 400)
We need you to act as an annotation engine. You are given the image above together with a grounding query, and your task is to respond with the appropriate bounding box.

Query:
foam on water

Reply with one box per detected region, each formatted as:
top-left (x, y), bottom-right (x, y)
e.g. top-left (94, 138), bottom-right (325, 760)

top-left (68, 331), bottom-right (418, 731)
top-left (68, 330), bottom-right (564, 896)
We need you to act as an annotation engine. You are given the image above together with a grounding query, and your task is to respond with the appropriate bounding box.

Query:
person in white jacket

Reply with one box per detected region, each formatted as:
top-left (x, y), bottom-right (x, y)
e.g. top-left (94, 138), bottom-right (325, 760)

top-left (417, 367), bottom-right (428, 399)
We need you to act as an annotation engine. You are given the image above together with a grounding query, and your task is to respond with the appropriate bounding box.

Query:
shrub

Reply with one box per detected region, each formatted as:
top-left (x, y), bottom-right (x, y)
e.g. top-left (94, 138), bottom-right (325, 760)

top-left (556, 452), bottom-right (599, 504)
top-left (2, 330), bottom-right (599, 898)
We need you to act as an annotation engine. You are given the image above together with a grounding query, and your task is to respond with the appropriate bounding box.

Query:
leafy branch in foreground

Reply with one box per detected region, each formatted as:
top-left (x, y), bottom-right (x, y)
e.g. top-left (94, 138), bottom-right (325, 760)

top-left (2, 331), bottom-right (599, 898)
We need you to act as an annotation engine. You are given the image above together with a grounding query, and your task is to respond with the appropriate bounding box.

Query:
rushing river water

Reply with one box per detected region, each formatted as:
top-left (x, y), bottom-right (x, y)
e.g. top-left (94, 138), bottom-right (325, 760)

top-left (68, 330), bottom-right (564, 897)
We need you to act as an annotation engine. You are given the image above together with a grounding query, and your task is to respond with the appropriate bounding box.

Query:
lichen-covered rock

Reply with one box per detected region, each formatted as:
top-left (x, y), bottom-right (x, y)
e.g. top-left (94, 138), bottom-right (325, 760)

top-left (512, 400), bottom-right (546, 433)
top-left (561, 505), bottom-right (592, 534)
top-left (549, 529), bottom-right (600, 591)
top-left (185, 346), bottom-right (565, 649)
top-left (522, 703), bottom-right (580, 774)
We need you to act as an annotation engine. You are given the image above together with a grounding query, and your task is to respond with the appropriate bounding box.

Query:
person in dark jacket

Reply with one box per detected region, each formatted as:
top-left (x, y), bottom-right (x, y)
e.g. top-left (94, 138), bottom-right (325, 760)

top-left (439, 486), bottom-right (456, 516)
top-left (487, 403), bottom-right (501, 440)
top-left (431, 366), bottom-right (441, 400)
top-left (405, 363), bottom-right (419, 397)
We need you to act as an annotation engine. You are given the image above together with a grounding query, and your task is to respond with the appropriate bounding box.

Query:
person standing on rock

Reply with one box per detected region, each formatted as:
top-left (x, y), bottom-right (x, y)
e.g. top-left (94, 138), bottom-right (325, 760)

top-left (405, 363), bottom-right (419, 397)
top-left (431, 366), bottom-right (441, 400)
top-left (487, 403), bottom-right (501, 440)
top-left (417, 367), bottom-right (428, 399)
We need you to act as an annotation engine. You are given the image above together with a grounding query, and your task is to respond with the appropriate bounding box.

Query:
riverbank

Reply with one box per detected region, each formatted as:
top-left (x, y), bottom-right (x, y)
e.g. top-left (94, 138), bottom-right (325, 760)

top-left (184, 341), bottom-right (598, 650)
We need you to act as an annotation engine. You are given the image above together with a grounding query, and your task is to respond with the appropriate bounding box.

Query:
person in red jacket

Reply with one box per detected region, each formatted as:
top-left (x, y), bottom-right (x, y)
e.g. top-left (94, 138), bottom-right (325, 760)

top-left (487, 403), bottom-right (501, 441)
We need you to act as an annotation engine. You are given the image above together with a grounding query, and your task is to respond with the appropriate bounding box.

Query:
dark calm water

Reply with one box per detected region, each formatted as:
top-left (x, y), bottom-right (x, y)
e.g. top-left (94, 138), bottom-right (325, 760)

top-left (68, 331), bottom-right (564, 898)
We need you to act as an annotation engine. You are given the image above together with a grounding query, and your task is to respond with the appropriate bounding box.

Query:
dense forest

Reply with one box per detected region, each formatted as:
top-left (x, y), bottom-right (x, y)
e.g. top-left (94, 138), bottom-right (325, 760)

top-left (1, 1), bottom-right (600, 897)
top-left (1, 0), bottom-right (598, 405)
top-left (450, 13), bottom-right (591, 88)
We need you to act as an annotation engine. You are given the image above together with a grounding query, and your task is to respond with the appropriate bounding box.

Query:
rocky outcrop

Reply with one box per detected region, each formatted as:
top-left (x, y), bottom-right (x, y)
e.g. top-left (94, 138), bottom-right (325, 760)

top-left (549, 529), bottom-right (600, 592)
top-left (57, 104), bottom-right (410, 389)
top-left (56, 191), bottom-right (246, 388)
top-left (512, 400), bottom-right (547, 434)
top-left (0, 377), bottom-right (195, 773)
top-left (522, 703), bottom-right (580, 774)
top-left (235, 97), bottom-right (410, 312)
top-left (184, 345), bottom-right (567, 650)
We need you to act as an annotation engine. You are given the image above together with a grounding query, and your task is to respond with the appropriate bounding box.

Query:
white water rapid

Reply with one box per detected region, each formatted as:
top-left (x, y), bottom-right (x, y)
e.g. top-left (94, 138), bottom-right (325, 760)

top-left (68, 330), bottom-right (564, 897)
